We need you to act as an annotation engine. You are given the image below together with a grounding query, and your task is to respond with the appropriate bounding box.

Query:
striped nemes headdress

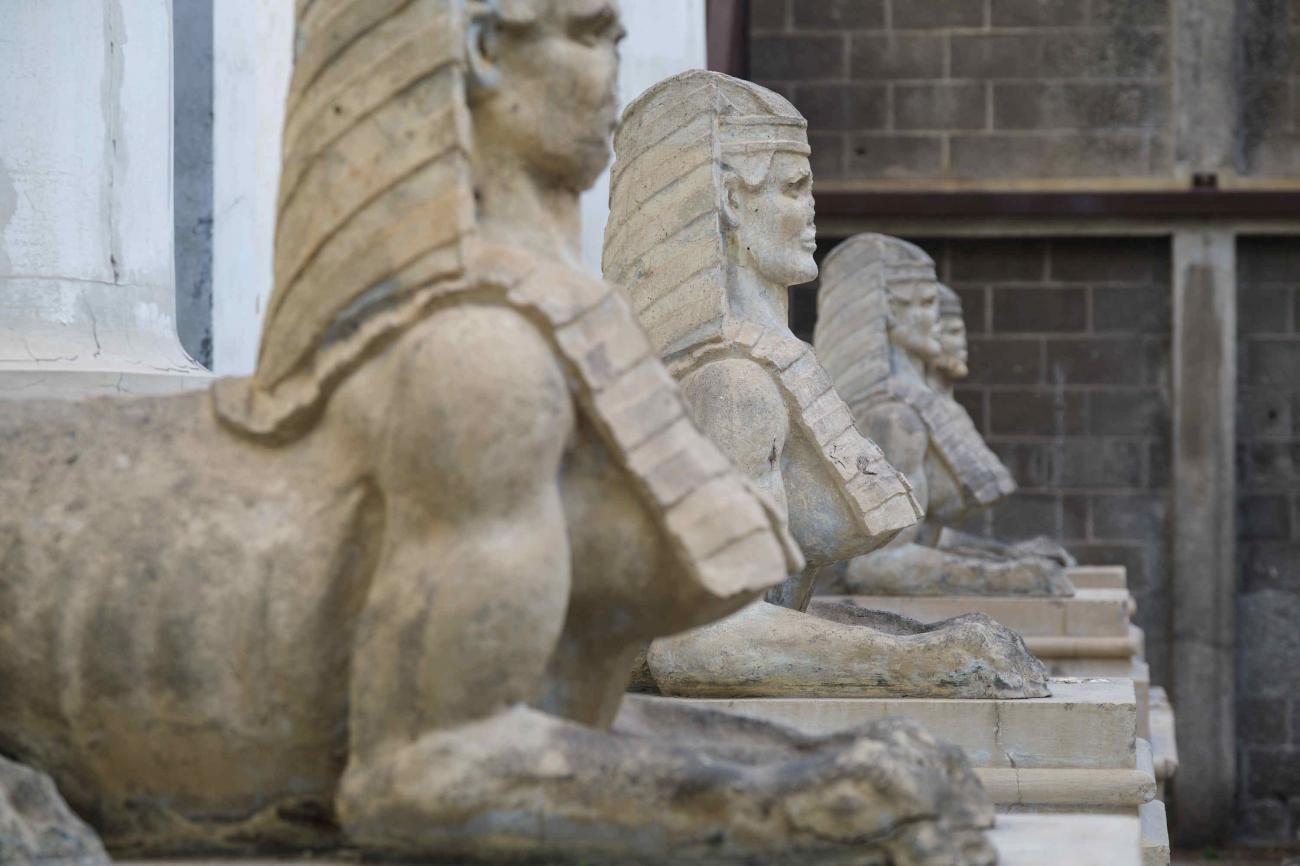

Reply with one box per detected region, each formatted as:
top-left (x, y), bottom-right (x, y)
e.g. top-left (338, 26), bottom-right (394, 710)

top-left (937, 283), bottom-right (963, 318)
top-left (215, 0), bottom-right (487, 440)
top-left (814, 233), bottom-right (938, 412)
top-left (603, 71), bottom-right (809, 360)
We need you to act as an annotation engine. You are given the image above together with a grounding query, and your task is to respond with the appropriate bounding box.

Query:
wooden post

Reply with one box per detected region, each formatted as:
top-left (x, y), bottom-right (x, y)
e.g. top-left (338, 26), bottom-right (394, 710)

top-left (706, 0), bottom-right (748, 77)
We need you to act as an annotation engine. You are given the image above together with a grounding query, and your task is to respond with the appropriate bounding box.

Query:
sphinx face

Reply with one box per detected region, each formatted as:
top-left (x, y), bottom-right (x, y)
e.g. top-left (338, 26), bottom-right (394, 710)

top-left (937, 312), bottom-right (970, 379)
top-left (886, 279), bottom-right (942, 362)
top-left (488, 0), bottom-right (625, 192)
top-left (730, 151), bottom-right (819, 289)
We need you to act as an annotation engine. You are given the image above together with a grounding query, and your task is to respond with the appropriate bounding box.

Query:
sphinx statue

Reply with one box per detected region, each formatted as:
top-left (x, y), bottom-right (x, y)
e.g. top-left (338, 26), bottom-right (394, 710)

top-left (813, 234), bottom-right (1075, 597)
top-left (0, 3), bottom-right (999, 864)
top-left (928, 283), bottom-right (1080, 569)
top-left (604, 70), bottom-right (1048, 702)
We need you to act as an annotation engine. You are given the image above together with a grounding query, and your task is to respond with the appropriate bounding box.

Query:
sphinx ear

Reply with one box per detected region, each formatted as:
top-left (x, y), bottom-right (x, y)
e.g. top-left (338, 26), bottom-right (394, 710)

top-left (465, 7), bottom-right (501, 92)
top-left (721, 171), bottom-right (745, 230)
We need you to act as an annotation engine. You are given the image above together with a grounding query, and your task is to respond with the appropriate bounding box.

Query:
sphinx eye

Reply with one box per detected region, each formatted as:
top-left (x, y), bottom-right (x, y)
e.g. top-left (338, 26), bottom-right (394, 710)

top-left (570, 8), bottom-right (624, 46)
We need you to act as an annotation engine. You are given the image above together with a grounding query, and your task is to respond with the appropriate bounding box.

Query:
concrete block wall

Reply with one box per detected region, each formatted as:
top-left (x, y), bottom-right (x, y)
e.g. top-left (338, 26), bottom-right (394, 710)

top-left (750, 0), bottom-right (1173, 181)
top-left (935, 237), bottom-right (1173, 686)
top-left (1235, 236), bottom-right (1300, 842)
top-left (1236, 0), bottom-right (1300, 176)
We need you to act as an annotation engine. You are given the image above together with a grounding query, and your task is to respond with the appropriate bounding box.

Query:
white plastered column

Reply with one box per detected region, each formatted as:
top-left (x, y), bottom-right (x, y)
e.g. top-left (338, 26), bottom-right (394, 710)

top-left (209, 0), bottom-right (707, 375)
top-left (0, 0), bottom-right (207, 399)
top-left (211, 0), bottom-right (294, 376)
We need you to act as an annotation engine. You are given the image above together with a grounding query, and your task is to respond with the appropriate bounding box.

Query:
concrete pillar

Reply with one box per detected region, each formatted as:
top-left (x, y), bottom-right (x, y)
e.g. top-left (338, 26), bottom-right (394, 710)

top-left (1170, 226), bottom-right (1237, 844)
top-left (1171, 0), bottom-right (1237, 180)
top-left (0, 0), bottom-right (207, 399)
top-left (1168, 0), bottom-right (1240, 843)
top-left (174, 0), bottom-right (216, 368)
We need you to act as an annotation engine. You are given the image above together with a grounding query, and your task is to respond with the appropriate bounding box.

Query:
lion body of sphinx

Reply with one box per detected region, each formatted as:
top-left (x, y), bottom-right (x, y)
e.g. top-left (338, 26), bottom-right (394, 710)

top-left (0, 387), bottom-right (375, 850)
top-left (0, 293), bottom-right (700, 854)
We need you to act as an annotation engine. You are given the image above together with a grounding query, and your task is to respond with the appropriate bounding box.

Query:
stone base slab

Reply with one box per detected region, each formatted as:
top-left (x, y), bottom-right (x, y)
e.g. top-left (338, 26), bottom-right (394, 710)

top-left (647, 678), bottom-right (1138, 771)
top-left (1149, 686), bottom-right (1179, 789)
top-left (988, 738), bottom-right (1157, 813)
top-left (990, 813), bottom-right (1142, 866)
top-left (117, 813), bottom-right (1146, 866)
top-left (1067, 565), bottom-right (1128, 591)
top-left (1140, 799), bottom-right (1171, 866)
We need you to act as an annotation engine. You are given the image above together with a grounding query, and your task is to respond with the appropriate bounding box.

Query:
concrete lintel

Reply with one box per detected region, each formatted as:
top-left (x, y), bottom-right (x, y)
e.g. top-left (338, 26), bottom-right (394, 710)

top-left (817, 217), bottom-right (1300, 241)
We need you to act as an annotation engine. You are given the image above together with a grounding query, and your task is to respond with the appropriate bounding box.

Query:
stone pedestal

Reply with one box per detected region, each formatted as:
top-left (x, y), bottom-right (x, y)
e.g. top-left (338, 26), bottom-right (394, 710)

top-left (0, 1), bottom-right (208, 399)
top-left (1149, 687), bottom-right (1180, 799)
top-left (642, 679), bottom-right (1139, 779)
top-left (114, 821), bottom-right (1152, 865)
top-left (1067, 565), bottom-right (1128, 590)
top-left (992, 814), bottom-right (1143, 866)
top-left (118, 813), bottom-right (1146, 866)
top-left (827, 565), bottom-right (1179, 788)
top-left (633, 678), bottom-right (1169, 864)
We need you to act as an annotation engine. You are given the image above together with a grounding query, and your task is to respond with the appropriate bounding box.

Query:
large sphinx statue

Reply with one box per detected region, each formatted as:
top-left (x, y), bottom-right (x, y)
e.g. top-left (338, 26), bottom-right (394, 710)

top-left (0, 2), bottom-right (999, 864)
top-left (814, 234), bottom-right (1075, 597)
top-left (604, 71), bottom-right (1048, 701)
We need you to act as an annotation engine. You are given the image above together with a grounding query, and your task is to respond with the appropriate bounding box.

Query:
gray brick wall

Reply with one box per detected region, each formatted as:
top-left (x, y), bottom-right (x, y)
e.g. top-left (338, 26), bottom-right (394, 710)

top-left (1236, 0), bottom-right (1300, 176)
top-left (751, 0), bottom-right (1173, 180)
top-left (1235, 236), bottom-right (1300, 843)
top-left (940, 237), bottom-right (1173, 686)
top-left (797, 236), bottom-right (1174, 683)
top-left (753, 0), bottom-right (1300, 180)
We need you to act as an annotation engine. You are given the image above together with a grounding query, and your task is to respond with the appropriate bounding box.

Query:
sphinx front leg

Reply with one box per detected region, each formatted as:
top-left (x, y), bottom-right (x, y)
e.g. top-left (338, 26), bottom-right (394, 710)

top-left (645, 600), bottom-right (1049, 699)
top-left (835, 542), bottom-right (1076, 597)
top-left (337, 703), bottom-right (996, 866)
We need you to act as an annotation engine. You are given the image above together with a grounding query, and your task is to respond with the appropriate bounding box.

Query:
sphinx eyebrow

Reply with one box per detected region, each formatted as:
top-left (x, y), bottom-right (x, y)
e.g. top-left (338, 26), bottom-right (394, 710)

top-left (569, 2), bottom-right (621, 35)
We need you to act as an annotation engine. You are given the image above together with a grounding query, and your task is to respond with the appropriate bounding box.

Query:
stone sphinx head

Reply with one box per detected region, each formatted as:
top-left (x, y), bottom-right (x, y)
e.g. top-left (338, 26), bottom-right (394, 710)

top-left (467, 0), bottom-right (625, 192)
top-left (604, 71), bottom-right (815, 357)
top-left (879, 239), bottom-right (942, 365)
top-left (815, 234), bottom-right (943, 405)
top-left (935, 284), bottom-right (970, 381)
top-left (216, 0), bottom-right (624, 440)
top-left (718, 112), bottom-right (818, 292)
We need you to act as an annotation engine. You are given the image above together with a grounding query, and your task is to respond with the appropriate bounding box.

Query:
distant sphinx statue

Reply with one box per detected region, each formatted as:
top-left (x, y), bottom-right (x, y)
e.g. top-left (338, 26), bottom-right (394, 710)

top-left (815, 234), bottom-right (1075, 596)
top-left (604, 70), bottom-right (1048, 701)
top-left (930, 284), bottom-right (970, 394)
top-left (0, 3), bottom-right (999, 864)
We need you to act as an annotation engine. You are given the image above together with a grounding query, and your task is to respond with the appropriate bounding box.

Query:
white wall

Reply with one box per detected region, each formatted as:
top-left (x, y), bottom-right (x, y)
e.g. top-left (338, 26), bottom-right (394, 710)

top-left (210, 0), bottom-right (707, 374)
top-left (581, 0), bottom-right (708, 275)
top-left (0, 0), bottom-right (205, 398)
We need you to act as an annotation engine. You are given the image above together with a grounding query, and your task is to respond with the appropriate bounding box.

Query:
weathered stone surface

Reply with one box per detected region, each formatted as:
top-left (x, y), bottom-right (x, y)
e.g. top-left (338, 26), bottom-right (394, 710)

top-left (0, 3), bottom-right (998, 863)
top-left (0, 755), bottom-right (109, 866)
top-left (647, 603), bottom-right (1050, 700)
top-left (605, 70), bottom-right (1047, 701)
top-left (815, 233), bottom-right (1076, 598)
